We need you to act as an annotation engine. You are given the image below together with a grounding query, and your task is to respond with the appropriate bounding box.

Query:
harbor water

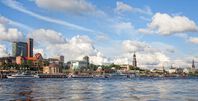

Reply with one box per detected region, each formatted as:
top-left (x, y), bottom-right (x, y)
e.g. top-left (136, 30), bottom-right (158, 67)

top-left (0, 77), bottom-right (198, 101)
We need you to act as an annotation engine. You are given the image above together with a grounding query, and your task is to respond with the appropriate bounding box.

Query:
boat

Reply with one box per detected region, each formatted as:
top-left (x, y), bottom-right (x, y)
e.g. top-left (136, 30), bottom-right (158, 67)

top-left (93, 74), bottom-right (110, 78)
top-left (109, 72), bottom-right (128, 78)
top-left (68, 73), bottom-right (93, 78)
top-left (127, 73), bottom-right (136, 78)
top-left (7, 72), bottom-right (39, 78)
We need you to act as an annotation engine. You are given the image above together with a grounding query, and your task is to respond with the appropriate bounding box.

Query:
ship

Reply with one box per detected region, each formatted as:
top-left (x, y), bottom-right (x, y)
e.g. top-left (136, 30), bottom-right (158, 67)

top-left (7, 72), bottom-right (39, 78)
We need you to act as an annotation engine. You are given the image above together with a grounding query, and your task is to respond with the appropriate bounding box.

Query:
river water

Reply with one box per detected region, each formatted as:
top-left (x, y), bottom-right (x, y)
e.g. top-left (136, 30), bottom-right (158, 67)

top-left (0, 77), bottom-right (198, 101)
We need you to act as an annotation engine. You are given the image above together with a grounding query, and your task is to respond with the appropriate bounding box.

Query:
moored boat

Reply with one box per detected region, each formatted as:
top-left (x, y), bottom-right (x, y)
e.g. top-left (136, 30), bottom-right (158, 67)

top-left (7, 72), bottom-right (39, 78)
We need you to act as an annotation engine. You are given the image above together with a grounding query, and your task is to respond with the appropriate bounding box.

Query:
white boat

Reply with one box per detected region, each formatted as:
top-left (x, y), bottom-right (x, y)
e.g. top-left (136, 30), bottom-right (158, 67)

top-left (109, 72), bottom-right (128, 78)
top-left (7, 72), bottom-right (39, 78)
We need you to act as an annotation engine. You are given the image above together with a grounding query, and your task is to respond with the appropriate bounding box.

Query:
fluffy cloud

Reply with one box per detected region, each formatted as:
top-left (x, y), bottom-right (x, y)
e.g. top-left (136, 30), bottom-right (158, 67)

top-left (28, 29), bottom-right (66, 45)
top-left (139, 13), bottom-right (198, 35)
top-left (122, 40), bottom-right (148, 52)
top-left (35, 0), bottom-right (97, 15)
top-left (45, 35), bottom-right (109, 65)
top-left (89, 52), bottom-right (109, 65)
top-left (0, 23), bottom-right (24, 42)
top-left (113, 22), bottom-right (134, 34)
top-left (115, 1), bottom-right (152, 15)
top-left (120, 40), bottom-right (171, 68)
top-left (29, 29), bottom-right (107, 64)
top-left (33, 48), bottom-right (45, 57)
top-left (0, 45), bottom-right (8, 57)
top-left (189, 37), bottom-right (198, 44)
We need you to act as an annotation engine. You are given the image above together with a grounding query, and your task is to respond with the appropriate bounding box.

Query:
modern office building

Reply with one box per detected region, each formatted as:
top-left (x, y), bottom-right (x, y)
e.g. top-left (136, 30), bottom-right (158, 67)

top-left (12, 42), bottom-right (27, 57)
top-left (27, 38), bottom-right (33, 57)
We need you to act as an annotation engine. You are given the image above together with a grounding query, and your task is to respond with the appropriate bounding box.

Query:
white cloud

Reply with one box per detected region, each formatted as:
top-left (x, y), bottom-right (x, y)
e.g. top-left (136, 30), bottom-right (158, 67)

top-left (113, 22), bottom-right (134, 34)
top-left (33, 48), bottom-right (45, 57)
top-left (44, 35), bottom-right (109, 65)
top-left (115, 1), bottom-right (153, 15)
top-left (189, 37), bottom-right (198, 44)
top-left (35, 0), bottom-right (96, 15)
top-left (139, 13), bottom-right (198, 35)
top-left (120, 40), bottom-right (171, 69)
top-left (29, 29), bottom-right (108, 65)
top-left (28, 29), bottom-right (66, 45)
top-left (96, 33), bottom-right (109, 41)
top-left (0, 23), bottom-right (24, 42)
top-left (0, 44), bottom-right (8, 57)
top-left (2, 0), bottom-right (95, 32)
top-left (89, 52), bottom-right (109, 65)
top-left (122, 40), bottom-right (148, 52)
top-left (112, 57), bottom-right (129, 65)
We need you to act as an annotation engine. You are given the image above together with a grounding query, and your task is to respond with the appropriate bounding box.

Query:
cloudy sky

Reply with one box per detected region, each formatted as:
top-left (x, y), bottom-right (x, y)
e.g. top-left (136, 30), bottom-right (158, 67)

top-left (0, 0), bottom-right (198, 69)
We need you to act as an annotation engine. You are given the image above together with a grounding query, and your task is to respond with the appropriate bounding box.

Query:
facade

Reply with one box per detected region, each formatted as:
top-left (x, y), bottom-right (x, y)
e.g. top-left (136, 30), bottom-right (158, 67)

top-left (120, 65), bottom-right (130, 71)
top-left (69, 60), bottom-right (87, 71)
top-left (0, 57), bottom-right (16, 66)
top-left (183, 68), bottom-right (195, 74)
top-left (12, 42), bottom-right (27, 57)
top-left (83, 56), bottom-right (89, 68)
top-left (133, 53), bottom-right (137, 67)
top-left (16, 56), bottom-right (26, 65)
top-left (168, 68), bottom-right (176, 74)
top-left (27, 38), bottom-right (33, 57)
top-left (43, 63), bottom-right (60, 74)
top-left (168, 67), bottom-right (183, 74)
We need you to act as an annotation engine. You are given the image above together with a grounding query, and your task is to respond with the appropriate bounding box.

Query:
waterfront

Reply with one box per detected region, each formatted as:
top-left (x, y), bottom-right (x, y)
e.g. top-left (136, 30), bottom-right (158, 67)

top-left (0, 78), bottom-right (198, 101)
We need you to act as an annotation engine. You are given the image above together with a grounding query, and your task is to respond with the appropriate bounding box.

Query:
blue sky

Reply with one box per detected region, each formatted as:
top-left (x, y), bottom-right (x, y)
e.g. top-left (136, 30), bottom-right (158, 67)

top-left (0, 0), bottom-right (197, 68)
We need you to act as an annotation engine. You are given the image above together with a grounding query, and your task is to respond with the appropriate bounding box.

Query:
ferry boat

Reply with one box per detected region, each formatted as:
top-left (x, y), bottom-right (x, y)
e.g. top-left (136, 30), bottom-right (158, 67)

top-left (68, 74), bottom-right (93, 78)
top-left (7, 72), bottom-right (39, 78)
top-left (109, 72), bottom-right (128, 78)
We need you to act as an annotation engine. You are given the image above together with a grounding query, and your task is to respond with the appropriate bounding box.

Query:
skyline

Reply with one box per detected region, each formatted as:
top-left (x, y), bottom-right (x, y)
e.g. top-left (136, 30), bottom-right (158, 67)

top-left (0, 0), bottom-right (198, 69)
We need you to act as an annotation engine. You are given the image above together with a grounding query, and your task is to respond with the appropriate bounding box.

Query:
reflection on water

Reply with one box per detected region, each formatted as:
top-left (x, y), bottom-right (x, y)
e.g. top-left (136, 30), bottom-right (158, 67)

top-left (0, 78), bottom-right (198, 101)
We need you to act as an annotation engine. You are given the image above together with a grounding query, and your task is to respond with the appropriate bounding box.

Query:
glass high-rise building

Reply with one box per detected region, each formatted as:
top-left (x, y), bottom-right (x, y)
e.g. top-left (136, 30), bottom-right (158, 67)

top-left (27, 38), bottom-right (33, 57)
top-left (12, 42), bottom-right (27, 57)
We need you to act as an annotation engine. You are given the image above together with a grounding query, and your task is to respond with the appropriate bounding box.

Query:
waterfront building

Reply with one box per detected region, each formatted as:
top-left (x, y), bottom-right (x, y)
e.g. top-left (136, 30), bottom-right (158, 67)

top-left (83, 56), bottom-right (89, 68)
top-left (16, 56), bottom-right (26, 65)
top-left (12, 42), bottom-right (27, 57)
top-left (168, 67), bottom-right (176, 74)
top-left (119, 64), bottom-right (130, 71)
top-left (0, 57), bottom-right (16, 65)
top-left (152, 68), bottom-right (164, 73)
top-left (183, 68), bottom-right (195, 74)
top-left (168, 67), bottom-right (183, 74)
top-left (96, 66), bottom-right (103, 72)
top-left (69, 60), bottom-right (87, 71)
top-left (27, 38), bottom-right (33, 57)
top-left (43, 63), bottom-right (60, 74)
top-left (133, 52), bottom-right (137, 67)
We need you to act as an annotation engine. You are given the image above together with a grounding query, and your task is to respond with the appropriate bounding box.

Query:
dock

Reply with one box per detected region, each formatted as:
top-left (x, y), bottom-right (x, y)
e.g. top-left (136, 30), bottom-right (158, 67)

top-left (38, 74), bottom-right (68, 78)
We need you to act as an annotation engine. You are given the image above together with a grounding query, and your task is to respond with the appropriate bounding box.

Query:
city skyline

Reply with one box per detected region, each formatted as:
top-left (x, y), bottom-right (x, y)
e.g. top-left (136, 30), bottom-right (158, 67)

top-left (0, 0), bottom-right (198, 69)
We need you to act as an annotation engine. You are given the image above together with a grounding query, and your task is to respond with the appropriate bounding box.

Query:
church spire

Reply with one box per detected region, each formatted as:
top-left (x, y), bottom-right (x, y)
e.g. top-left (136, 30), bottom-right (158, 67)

top-left (133, 52), bottom-right (137, 67)
top-left (192, 59), bottom-right (195, 69)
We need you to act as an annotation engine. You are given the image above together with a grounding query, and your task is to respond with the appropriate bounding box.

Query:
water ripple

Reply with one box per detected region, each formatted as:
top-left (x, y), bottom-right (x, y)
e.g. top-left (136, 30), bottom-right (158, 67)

top-left (0, 78), bottom-right (198, 101)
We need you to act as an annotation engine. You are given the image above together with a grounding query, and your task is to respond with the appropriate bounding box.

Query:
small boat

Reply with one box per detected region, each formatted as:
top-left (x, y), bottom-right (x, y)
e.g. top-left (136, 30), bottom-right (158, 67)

top-left (68, 74), bottom-right (93, 78)
top-left (93, 74), bottom-right (110, 78)
top-left (7, 72), bottom-right (39, 78)
top-left (109, 72), bottom-right (128, 78)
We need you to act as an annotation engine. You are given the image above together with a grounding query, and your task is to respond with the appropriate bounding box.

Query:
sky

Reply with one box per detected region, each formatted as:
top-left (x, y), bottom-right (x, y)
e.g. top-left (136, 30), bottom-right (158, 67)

top-left (0, 0), bottom-right (198, 69)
